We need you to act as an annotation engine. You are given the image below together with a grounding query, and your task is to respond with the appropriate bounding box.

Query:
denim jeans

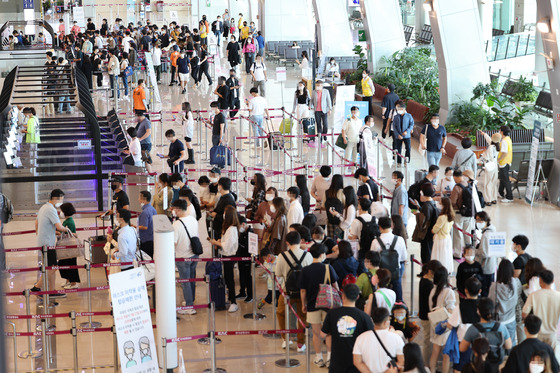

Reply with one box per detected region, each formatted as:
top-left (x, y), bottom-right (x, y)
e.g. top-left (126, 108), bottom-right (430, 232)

top-left (109, 74), bottom-right (120, 98)
top-left (121, 75), bottom-right (129, 96)
top-left (427, 151), bottom-right (442, 167)
top-left (57, 96), bottom-right (70, 112)
top-left (251, 115), bottom-right (264, 145)
top-left (214, 31), bottom-right (221, 46)
top-left (176, 256), bottom-right (199, 306)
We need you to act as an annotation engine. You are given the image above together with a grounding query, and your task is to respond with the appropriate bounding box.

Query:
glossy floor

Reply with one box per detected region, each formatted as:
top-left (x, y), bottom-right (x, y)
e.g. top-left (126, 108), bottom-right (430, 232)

top-left (3, 43), bottom-right (560, 372)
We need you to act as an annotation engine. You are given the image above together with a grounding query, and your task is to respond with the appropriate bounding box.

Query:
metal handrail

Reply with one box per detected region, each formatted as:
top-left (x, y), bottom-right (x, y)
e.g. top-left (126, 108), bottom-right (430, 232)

top-left (485, 31), bottom-right (535, 62)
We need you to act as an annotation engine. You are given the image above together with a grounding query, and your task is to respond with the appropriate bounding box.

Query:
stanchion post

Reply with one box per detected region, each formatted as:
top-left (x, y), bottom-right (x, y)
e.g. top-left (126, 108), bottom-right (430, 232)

top-left (41, 319), bottom-right (49, 372)
top-left (330, 132), bottom-right (335, 166)
top-left (162, 337), bottom-right (168, 371)
top-left (377, 137), bottom-right (381, 174)
top-left (42, 246), bottom-right (50, 309)
top-left (203, 302), bottom-right (226, 373)
top-left (244, 166), bottom-right (249, 198)
top-left (18, 289), bottom-right (41, 358)
top-left (275, 295), bottom-right (300, 368)
top-left (112, 326), bottom-right (118, 373)
top-left (404, 157), bottom-right (409, 190)
top-left (80, 263), bottom-right (102, 328)
top-left (70, 311), bottom-right (79, 372)
top-left (306, 326), bottom-right (311, 373)
top-left (263, 271), bottom-right (280, 339)
top-left (410, 254), bottom-right (415, 317)
top-left (244, 256), bottom-right (265, 320)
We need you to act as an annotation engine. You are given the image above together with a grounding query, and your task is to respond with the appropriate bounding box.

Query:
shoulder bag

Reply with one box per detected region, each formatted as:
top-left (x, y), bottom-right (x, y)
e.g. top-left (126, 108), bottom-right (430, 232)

top-left (315, 264), bottom-right (342, 309)
top-left (179, 218), bottom-right (203, 255)
top-left (372, 329), bottom-right (398, 369)
top-left (55, 231), bottom-right (84, 260)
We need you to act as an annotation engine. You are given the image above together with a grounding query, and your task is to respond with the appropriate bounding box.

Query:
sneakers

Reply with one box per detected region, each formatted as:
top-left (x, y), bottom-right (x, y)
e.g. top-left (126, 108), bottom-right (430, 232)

top-left (313, 359), bottom-right (325, 367)
top-left (30, 286), bottom-right (41, 293)
top-left (61, 281), bottom-right (70, 288)
top-left (500, 198), bottom-right (514, 203)
top-left (297, 344), bottom-right (306, 353)
top-left (228, 303), bottom-right (239, 313)
top-left (178, 308), bottom-right (197, 315)
top-left (50, 293), bottom-right (67, 299)
top-left (281, 340), bottom-right (293, 349)
top-left (181, 88), bottom-right (186, 94)
top-left (63, 283), bottom-right (79, 290)
top-left (244, 297), bottom-right (253, 303)
top-left (235, 293), bottom-right (247, 299)
top-left (257, 299), bottom-right (266, 309)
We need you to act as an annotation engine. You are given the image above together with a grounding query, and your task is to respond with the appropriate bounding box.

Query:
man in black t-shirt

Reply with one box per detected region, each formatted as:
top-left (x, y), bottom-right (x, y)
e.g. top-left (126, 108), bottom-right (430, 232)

top-left (99, 176), bottom-right (130, 227)
top-left (512, 234), bottom-right (532, 286)
top-left (321, 284), bottom-right (374, 372)
top-left (214, 76), bottom-right (230, 110)
top-left (163, 129), bottom-right (186, 172)
top-left (210, 101), bottom-right (227, 147)
top-left (354, 167), bottom-right (379, 201)
top-left (380, 83), bottom-right (399, 139)
top-left (226, 69), bottom-right (240, 119)
top-left (210, 177), bottom-right (236, 239)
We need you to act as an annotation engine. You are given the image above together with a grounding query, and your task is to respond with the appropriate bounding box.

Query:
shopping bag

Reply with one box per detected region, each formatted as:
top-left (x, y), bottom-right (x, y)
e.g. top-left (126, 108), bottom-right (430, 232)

top-left (279, 118), bottom-right (293, 134)
top-left (315, 264), bottom-right (342, 309)
top-left (335, 134), bottom-right (347, 149)
top-left (55, 232), bottom-right (84, 260)
top-left (124, 66), bottom-right (134, 78)
top-left (443, 328), bottom-right (460, 364)
top-left (209, 145), bottom-right (232, 167)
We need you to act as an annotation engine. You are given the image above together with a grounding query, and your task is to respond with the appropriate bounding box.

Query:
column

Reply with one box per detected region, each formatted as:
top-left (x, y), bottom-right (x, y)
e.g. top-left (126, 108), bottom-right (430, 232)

top-left (428, 0), bottom-right (490, 124)
top-left (478, 0), bottom-right (493, 43)
top-left (416, 0), bottom-right (427, 34)
top-left (361, 0), bottom-right (406, 71)
top-left (311, 0), bottom-right (354, 57)
top-left (262, 0), bottom-right (313, 41)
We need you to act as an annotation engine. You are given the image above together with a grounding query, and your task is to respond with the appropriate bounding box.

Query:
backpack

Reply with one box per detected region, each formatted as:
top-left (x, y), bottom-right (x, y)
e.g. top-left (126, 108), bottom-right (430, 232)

top-left (211, 21), bottom-right (217, 32)
top-left (377, 236), bottom-right (400, 281)
top-left (282, 250), bottom-right (308, 299)
top-left (0, 194), bottom-right (13, 224)
top-left (355, 271), bottom-right (374, 311)
top-left (342, 274), bottom-right (357, 287)
top-left (459, 184), bottom-right (474, 217)
top-left (356, 217), bottom-right (380, 254)
top-left (191, 195), bottom-right (202, 221)
top-left (473, 323), bottom-right (504, 365)
top-left (477, 190), bottom-right (486, 209)
top-left (407, 182), bottom-right (422, 205)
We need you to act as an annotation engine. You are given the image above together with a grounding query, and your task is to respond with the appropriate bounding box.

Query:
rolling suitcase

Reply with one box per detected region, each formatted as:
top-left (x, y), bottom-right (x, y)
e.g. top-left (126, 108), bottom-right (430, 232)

top-left (414, 169), bottom-right (428, 183)
top-left (265, 119), bottom-right (284, 151)
top-left (88, 216), bottom-right (108, 264)
top-left (205, 261), bottom-right (226, 310)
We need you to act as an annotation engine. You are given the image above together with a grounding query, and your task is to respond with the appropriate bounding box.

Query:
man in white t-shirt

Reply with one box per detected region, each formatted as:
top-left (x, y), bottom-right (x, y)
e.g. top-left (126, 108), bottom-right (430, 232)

top-left (247, 87), bottom-right (269, 146)
top-left (370, 217), bottom-right (407, 302)
top-left (353, 307), bottom-right (404, 373)
top-left (250, 54), bottom-right (267, 97)
top-left (172, 199), bottom-right (200, 315)
top-left (349, 198), bottom-right (374, 240)
top-left (122, 30), bottom-right (134, 54)
top-left (287, 186), bottom-right (304, 226)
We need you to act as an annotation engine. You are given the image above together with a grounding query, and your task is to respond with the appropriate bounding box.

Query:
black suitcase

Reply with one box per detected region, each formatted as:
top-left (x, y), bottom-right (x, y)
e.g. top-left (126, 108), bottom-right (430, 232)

top-left (88, 216), bottom-right (108, 264)
top-left (206, 261), bottom-right (226, 310)
top-left (265, 119), bottom-right (284, 150)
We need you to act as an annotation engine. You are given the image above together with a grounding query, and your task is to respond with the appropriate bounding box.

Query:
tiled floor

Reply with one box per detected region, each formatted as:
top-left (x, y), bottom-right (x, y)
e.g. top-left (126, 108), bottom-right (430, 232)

top-left (3, 43), bottom-right (560, 372)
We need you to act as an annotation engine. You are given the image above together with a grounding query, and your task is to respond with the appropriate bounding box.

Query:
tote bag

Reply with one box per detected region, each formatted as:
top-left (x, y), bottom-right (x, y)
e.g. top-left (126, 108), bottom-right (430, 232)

top-left (316, 264), bottom-right (342, 310)
top-left (55, 232), bottom-right (84, 260)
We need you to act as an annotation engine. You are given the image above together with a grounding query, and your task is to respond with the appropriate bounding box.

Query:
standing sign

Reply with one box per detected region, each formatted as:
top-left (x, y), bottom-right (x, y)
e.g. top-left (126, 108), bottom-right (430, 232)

top-left (525, 120), bottom-right (541, 204)
top-left (276, 67), bottom-right (287, 82)
top-left (143, 51), bottom-right (162, 112)
top-left (333, 85), bottom-right (356, 133)
top-left (344, 101), bottom-right (369, 124)
top-left (109, 268), bottom-right (159, 372)
top-left (248, 232), bottom-right (259, 255)
top-left (72, 6), bottom-right (86, 29)
top-left (23, 0), bottom-right (33, 8)
top-left (487, 231), bottom-right (507, 257)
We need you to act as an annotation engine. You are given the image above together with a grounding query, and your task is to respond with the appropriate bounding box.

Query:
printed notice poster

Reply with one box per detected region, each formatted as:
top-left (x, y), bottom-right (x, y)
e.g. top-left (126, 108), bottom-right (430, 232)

top-left (487, 232), bottom-right (506, 257)
top-left (248, 232), bottom-right (259, 255)
top-left (143, 52), bottom-right (162, 112)
top-left (109, 268), bottom-right (159, 372)
top-left (276, 67), bottom-right (287, 82)
top-left (333, 85), bottom-right (356, 133)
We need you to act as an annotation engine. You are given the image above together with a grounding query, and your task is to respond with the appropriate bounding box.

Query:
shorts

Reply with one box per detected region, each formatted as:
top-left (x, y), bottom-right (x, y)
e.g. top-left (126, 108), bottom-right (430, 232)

top-left (47, 249), bottom-right (57, 266)
top-left (184, 136), bottom-right (192, 142)
top-left (307, 310), bottom-right (327, 324)
top-left (179, 73), bottom-right (189, 81)
top-left (134, 109), bottom-right (145, 115)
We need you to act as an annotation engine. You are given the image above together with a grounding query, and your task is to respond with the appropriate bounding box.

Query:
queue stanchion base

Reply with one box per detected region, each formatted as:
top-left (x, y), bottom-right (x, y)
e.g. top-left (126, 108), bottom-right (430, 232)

top-left (262, 333), bottom-right (281, 339)
top-left (203, 368), bottom-right (227, 373)
top-left (79, 321), bottom-right (102, 328)
top-left (243, 312), bottom-right (266, 320)
top-left (18, 351), bottom-right (42, 359)
top-left (197, 337), bottom-right (222, 345)
top-left (35, 324), bottom-right (56, 332)
top-left (275, 358), bottom-right (301, 368)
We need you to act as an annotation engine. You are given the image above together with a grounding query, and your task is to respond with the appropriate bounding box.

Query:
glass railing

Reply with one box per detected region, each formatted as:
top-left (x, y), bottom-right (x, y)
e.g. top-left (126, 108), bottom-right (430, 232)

top-left (486, 32), bottom-right (535, 62)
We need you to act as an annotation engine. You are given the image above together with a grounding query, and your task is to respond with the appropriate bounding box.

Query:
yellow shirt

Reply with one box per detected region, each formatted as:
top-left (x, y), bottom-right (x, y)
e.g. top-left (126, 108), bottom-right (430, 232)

top-left (498, 136), bottom-right (513, 166)
top-left (238, 17), bottom-right (244, 30)
top-left (362, 76), bottom-right (373, 97)
top-left (432, 215), bottom-right (453, 240)
top-left (25, 116), bottom-right (40, 144)
top-left (241, 26), bottom-right (250, 39)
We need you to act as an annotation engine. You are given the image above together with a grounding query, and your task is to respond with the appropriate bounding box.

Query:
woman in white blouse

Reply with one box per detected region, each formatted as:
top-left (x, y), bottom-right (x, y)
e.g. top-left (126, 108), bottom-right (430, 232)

top-left (330, 186), bottom-right (357, 240)
top-left (325, 58), bottom-right (340, 79)
top-left (428, 266), bottom-right (455, 373)
top-left (124, 127), bottom-right (142, 166)
top-left (182, 102), bottom-right (195, 164)
top-left (296, 50), bottom-right (310, 80)
top-left (209, 205), bottom-right (240, 313)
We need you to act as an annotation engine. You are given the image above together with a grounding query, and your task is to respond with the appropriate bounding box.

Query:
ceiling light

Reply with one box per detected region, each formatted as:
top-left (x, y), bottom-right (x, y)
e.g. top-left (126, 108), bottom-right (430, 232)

top-left (423, 0), bottom-right (433, 12)
top-left (537, 17), bottom-right (551, 33)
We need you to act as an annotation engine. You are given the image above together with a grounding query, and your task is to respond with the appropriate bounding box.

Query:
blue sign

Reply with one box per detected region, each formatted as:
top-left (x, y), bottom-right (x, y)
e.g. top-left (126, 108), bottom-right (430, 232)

top-left (344, 101), bottom-right (369, 124)
top-left (23, 0), bottom-right (34, 9)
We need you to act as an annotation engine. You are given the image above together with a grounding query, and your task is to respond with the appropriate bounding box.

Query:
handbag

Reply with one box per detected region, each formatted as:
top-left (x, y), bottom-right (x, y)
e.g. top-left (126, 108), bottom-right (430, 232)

top-left (123, 66), bottom-right (133, 78)
top-left (179, 219), bottom-right (203, 255)
top-left (428, 306), bottom-right (450, 327)
top-left (209, 145), bottom-right (232, 167)
top-left (141, 150), bottom-right (152, 164)
top-left (411, 211), bottom-right (428, 243)
top-left (335, 134), bottom-right (347, 149)
top-left (55, 232), bottom-right (84, 260)
top-left (123, 155), bottom-right (135, 165)
top-left (315, 264), bottom-right (342, 309)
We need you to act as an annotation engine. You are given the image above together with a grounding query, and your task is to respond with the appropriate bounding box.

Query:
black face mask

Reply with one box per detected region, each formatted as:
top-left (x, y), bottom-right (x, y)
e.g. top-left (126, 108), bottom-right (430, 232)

top-left (250, 180), bottom-right (256, 186)
top-left (111, 184), bottom-right (117, 191)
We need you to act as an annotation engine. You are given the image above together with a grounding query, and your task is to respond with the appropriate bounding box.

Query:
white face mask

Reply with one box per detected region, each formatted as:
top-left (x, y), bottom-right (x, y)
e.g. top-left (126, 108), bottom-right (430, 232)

top-left (529, 363), bottom-right (545, 373)
top-left (395, 315), bottom-right (406, 321)
top-left (140, 202), bottom-right (145, 207)
top-left (173, 185), bottom-right (180, 190)
top-left (239, 227), bottom-right (246, 233)
top-left (59, 211), bottom-right (65, 219)
top-left (476, 222), bottom-right (485, 230)
top-left (323, 176), bottom-right (331, 182)
top-left (397, 110), bottom-right (405, 115)
top-left (465, 255), bottom-right (475, 262)
top-left (313, 238), bottom-right (322, 244)
top-left (210, 177), bottom-right (218, 183)
top-left (270, 206), bottom-right (276, 214)
top-left (358, 179), bottom-right (364, 186)
top-left (265, 194), bottom-right (274, 202)
top-left (55, 202), bottom-right (63, 208)
top-left (172, 210), bottom-right (177, 217)
top-left (445, 176), bottom-right (453, 181)
top-left (298, 86), bottom-right (304, 91)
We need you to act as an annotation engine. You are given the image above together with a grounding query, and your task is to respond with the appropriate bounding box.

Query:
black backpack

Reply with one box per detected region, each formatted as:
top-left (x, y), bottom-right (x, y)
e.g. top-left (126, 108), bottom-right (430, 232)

top-left (459, 184), bottom-right (475, 217)
top-left (355, 271), bottom-right (374, 311)
top-left (407, 182), bottom-right (422, 205)
top-left (377, 236), bottom-right (400, 281)
top-left (0, 194), bottom-right (13, 224)
top-left (356, 217), bottom-right (380, 254)
top-left (191, 195), bottom-right (202, 221)
top-left (282, 251), bottom-right (308, 299)
top-left (473, 323), bottom-right (504, 365)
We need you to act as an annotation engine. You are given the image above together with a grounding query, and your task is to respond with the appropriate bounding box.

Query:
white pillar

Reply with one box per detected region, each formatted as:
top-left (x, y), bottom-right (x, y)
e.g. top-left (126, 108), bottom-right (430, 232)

top-left (415, 0), bottom-right (427, 33)
top-left (311, 0), bottom-right (354, 57)
top-left (428, 0), bottom-right (490, 124)
top-left (154, 215), bottom-right (177, 370)
top-left (478, 0), bottom-right (494, 43)
top-left (361, 0), bottom-right (406, 72)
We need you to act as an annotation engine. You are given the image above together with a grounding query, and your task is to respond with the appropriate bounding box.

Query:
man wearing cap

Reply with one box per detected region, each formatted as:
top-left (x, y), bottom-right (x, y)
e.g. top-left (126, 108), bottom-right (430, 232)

top-left (100, 177), bottom-right (130, 227)
top-left (135, 111), bottom-right (153, 172)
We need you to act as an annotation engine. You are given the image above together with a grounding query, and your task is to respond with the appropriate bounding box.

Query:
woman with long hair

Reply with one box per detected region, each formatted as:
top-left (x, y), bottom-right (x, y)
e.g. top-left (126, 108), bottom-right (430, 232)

top-left (255, 186), bottom-right (277, 250)
top-left (296, 50), bottom-right (310, 80)
top-left (429, 266), bottom-right (455, 373)
top-left (181, 102), bottom-right (195, 164)
top-left (330, 186), bottom-right (357, 240)
top-left (266, 197), bottom-right (287, 254)
top-left (292, 80), bottom-right (310, 121)
top-left (120, 51), bottom-right (130, 96)
top-left (431, 197), bottom-right (455, 273)
top-left (489, 259), bottom-right (522, 346)
top-left (296, 175), bottom-right (310, 215)
top-left (242, 35), bottom-right (257, 73)
top-left (197, 44), bottom-right (212, 86)
top-left (246, 173), bottom-right (267, 229)
top-left (479, 132), bottom-right (501, 204)
top-left (403, 343), bottom-right (429, 373)
top-left (324, 174), bottom-right (345, 238)
top-left (330, 240), bottom-right (359, 287)
top-left (462, 337), bottom-right (490, 373)
top-left (209, 205), bottom-right (240, 312)
top-left (391, 214), bottom-right (408, 248)
top-left (528, 351), bottom-right (555, 373)
top-left (58, 203), bottom-right (81, 289)
top-left (525, 257), bottom-right (555, 295)
top-left (152, 173), bottom-right (174, 216)
top-left (474, 211), bottom-right (497, 297)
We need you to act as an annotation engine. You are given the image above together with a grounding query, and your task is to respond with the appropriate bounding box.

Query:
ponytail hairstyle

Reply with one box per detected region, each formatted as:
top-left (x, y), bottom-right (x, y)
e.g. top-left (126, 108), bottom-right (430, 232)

top-left (431, 266), bottom-right (449, 309)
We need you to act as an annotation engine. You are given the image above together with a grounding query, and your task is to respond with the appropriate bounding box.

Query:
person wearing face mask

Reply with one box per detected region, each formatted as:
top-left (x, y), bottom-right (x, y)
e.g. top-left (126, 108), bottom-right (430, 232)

top-left (210, 177), bottom-right (236, 240)
top-left (210, 101), bottom-right (226, 147)
top-left (243, 35), bottom-right (257, 74)
top-left (310, 165), bottom-right (332, 217)
top-left (57, 203), bottom-right (80, 290)
top-left (111, 209), bottom-right (137, 272)
top-left (287, 187), bottom-right (304, 226)
top-left (450, 169), bottom-right (472, 259)
top-left (478, 131), bottom-right (501, 205)
top-left (354, 167), bottom-right (379, 201)
top-left (503, 315), bottom-right (559, 373)
top-left (381, 84), bottom-right (399, 139)
top-left (473, 211), bottom-right (497, 297)
top-left (361, 69), bottom-right (375, 116)
top-left (390, 171), bottom-right (409, 229)
top-left (137, 191), bottom-right (157, 258)
top-left (341, 106), bottom-right (363, 169)
top-left (311, 80), bottom-right (333, 144)
top-left (169, 173), bottom-right (189, 202)
top-left (436, 167), bottom-right (456, 198)
top-left (100, 176), bottom-right (130, 226)
top-left (249, 53), bottom-right (267, 95)
top-left (412, 183), bottom-right (439, 265)
top-left (247, 88), bottom-right (270, 147)
top-left (235, 216), bottom-right (254, 301)
top-left (255, 186), bottom-right (278, 250)
top-left (152, 173), bottom-right (173, 216)
top-left (214, 76), bottom-right (230, 110)
top-left (390, 101), bottom-right (414, 165)
top-left (264, 197), bottom-right (288, 255)
top-left (226, 69), bottom-right (241, 119)
top-left (163, 129), bottom-right (186, 173)
top-left (420, 113), bottom-right (447, 167)
top-left (390, 303), bottom-right (420, 343)
top-left (246, 172), bottom-right (266, 219)
top-left (292, 81), bottom-right (310, 124)
top-left (226, 35), bottom-right (241, 68)
top-left (455, 246), bottom-right (482, 296)
top-left (430, 197), bottom-right (454, 274)
top-left (325, 58), bottom-right (340, 79)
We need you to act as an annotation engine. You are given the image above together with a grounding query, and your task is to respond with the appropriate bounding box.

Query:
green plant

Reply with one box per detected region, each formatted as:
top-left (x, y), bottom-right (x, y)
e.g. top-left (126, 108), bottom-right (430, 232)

top-left (511, 76), bottom-right (538, 102)
top-left (374, 47), bottom-right (440, 118)
top-left (346, 45), bottom-right (368, 93)
top-left (471, 80), bottom-right (500, 103)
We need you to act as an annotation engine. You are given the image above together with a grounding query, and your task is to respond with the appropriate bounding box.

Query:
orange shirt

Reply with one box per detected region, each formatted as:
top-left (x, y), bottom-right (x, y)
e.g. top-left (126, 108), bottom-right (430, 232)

top-left (133, 86), bottom-right (146, 110)
top-left (170, 51), bottom-right (180, 67)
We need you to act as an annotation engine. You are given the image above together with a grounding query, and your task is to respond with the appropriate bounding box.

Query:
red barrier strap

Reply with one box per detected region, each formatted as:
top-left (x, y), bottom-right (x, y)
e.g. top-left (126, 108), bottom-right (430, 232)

top-left (166, 334), bottom-right (209, 343)
top-left (175, 257), bottom-right (251, 262)
top-left (216, 329), bottom-right (304, 337)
